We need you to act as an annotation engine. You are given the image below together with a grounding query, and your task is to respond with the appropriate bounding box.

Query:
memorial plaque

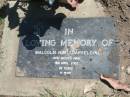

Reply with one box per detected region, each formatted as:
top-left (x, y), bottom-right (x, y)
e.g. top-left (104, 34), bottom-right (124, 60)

top-left (16, 17), bottom-right (119, 79)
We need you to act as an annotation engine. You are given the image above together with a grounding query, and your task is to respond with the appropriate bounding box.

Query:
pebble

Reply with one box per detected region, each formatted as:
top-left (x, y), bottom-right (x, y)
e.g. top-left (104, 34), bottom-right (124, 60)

top-left (127, 1), bottom-right (130, 7)
top-left (126, 66), bottom-right (130, 75)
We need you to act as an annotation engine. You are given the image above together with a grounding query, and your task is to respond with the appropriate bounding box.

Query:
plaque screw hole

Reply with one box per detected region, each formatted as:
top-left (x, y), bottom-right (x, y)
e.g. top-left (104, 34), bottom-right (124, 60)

top-left (82, 67), bottom-right (86, 70)
top-left (100, 27), bottom-right (103, 29)
top-left (90, 58), bottom-right (93, 62)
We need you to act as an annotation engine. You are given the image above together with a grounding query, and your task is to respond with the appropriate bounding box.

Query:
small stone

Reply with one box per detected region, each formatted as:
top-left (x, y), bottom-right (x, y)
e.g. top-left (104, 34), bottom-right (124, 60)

top-left (121, 66), bottom-right (125, 70)
top-left (126, 66), bottom-right (130, 75)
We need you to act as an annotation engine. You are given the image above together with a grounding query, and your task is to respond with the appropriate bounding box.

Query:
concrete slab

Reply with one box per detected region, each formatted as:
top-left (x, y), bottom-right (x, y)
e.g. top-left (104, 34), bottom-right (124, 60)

top-left (0, 1), bottom-right (108, 96)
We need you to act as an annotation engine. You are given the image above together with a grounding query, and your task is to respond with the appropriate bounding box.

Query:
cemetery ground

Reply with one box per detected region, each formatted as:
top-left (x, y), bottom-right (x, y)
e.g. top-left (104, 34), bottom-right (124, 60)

top-left (0, 0), bottom-right (130, 97)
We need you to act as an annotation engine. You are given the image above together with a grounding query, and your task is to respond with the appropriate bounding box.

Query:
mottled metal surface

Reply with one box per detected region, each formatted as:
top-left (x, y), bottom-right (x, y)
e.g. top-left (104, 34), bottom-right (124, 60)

top-left (16, 17), bottom-right (119, 79)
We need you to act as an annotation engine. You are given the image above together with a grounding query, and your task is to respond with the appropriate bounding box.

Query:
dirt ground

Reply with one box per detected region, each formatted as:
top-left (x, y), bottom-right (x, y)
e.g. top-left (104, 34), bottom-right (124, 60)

top-left (95, 0), bottom-right (130, 96)
top-left (96, 0), bottom-right (130, 83)
top-left (0, 0), bottom-right (130, 97)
